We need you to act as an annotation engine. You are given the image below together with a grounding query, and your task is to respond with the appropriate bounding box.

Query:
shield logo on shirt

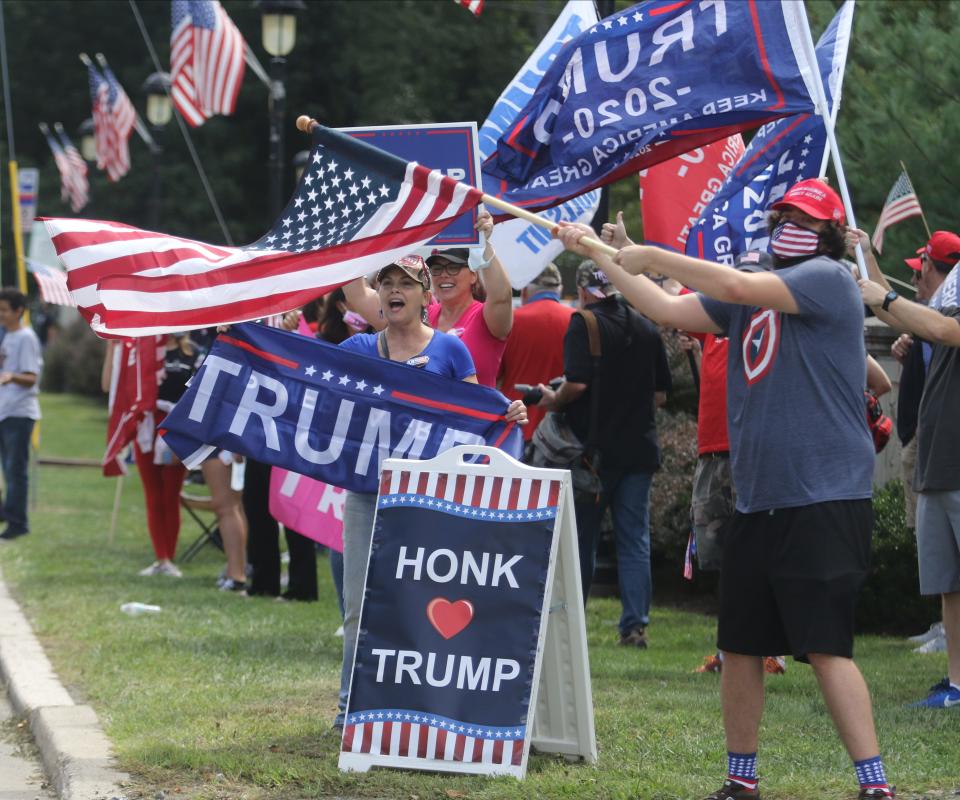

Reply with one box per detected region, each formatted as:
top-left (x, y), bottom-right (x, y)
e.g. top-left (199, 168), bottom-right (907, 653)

top-left (741, 309), bottom-right (780, 384)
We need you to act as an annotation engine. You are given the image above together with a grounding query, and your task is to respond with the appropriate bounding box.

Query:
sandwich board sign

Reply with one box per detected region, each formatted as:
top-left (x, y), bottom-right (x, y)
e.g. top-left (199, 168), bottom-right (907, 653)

top-left (339, 445), bottom-right (596, 778)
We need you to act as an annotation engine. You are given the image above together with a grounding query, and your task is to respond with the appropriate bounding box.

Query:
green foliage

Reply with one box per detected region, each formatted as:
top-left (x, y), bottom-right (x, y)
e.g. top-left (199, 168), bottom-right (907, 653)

top-left (650, 407), bottom-right (699, 567)
top-left (39, 318), bottom-right (106, 397)
top-left (858, 481), bottom-right (940, 636)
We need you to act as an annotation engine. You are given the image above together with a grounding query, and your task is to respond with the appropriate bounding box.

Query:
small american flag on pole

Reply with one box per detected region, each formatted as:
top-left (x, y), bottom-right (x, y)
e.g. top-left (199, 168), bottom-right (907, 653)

top-left (171, 0), bottom-right (246, 127)
top-left (453, 0), bottom-right (485, 17)
top-left (41, 124), bottom-right (484, 338)
top-left (40, 125), bottom-right (88, 213)
top-left (26, 259), bottom-right (76, 308)
top-left (871, 171), bottom-right (923, 253)
top-left (56, 127), bottom-right (90, 212)
top-left (87, 62), bottom-right (136, 182)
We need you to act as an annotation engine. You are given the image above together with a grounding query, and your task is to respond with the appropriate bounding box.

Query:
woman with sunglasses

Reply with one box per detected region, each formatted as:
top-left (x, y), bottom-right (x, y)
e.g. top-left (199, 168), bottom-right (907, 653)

top-left (334, 255), bottom-right (527, 728)
top-left (344, 210), bottom-right (514, 387)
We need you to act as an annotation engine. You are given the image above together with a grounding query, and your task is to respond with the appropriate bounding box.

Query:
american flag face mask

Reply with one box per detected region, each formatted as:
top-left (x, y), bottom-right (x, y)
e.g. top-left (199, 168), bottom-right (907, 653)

top-left (770, 221), bottom-right (821, 260)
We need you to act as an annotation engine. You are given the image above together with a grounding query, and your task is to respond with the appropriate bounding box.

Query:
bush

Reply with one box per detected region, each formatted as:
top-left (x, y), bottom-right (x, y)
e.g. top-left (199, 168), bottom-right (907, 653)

top-left (40, 319), bottom-right (107, 397)
top-left (650, 407), bottom-right (699, 567)
top-left (857, 481), bottom-right (940, 635)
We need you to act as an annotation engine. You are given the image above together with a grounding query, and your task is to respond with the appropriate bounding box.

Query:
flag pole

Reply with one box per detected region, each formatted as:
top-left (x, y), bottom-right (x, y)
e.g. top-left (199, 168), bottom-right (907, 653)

top-left (294, 115), bottom-right (618, 258)
top-left (899, 159), bottom-right (932, 239)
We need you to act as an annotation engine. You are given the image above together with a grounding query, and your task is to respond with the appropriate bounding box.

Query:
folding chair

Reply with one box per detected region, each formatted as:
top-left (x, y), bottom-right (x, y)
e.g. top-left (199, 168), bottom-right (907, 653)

top-left (178, 487), bottom-right (223, 563)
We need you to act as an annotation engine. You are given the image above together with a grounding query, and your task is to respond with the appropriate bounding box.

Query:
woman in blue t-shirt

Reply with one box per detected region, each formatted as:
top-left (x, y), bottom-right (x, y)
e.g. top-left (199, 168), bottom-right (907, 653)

top-left (333, 255), bottom-right (526, 728)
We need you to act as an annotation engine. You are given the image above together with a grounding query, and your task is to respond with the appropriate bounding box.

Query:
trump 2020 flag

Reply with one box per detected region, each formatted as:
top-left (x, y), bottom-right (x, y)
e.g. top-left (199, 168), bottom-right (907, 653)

top-left (481, 0), bottom-right (823, 213)
top-left (40, 125), bottom-right (484, 338)
top-left (341, 464), bottom-right (561, 775)
top-left (686, 1), bottom-right (855, 263)
top-left (158, 323), bottom-right (523, 494)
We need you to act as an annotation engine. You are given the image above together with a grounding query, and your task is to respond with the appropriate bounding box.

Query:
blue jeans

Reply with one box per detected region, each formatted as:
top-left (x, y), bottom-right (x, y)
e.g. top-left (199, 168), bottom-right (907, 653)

top-left (575, 468), bottom-right (653, 635)
top-left (0, 417), bottom-right (34, 533)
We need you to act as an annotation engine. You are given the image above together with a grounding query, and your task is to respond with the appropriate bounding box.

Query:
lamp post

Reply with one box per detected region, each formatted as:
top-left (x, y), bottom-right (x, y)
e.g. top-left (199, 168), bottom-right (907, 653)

top-left (292, 149), bottom-right (310, 184)
top-left (256, 0), bottom-right (305, 218)
top-left (77, 118), bottom-right (97, 163)
top-left (142, 71), bottom-right (172, 230)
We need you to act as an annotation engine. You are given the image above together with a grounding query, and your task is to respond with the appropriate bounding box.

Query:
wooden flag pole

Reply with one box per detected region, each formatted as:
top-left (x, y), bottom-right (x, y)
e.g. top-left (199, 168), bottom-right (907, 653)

top-left (294, 116), bottom-right (618, 259)
top-left (899, 160), bottom-right (933, 239)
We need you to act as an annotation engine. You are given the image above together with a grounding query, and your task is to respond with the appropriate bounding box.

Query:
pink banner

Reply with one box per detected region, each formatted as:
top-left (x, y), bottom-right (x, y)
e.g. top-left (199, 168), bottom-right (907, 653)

top-left (269, 467), bottom-right (345, 552)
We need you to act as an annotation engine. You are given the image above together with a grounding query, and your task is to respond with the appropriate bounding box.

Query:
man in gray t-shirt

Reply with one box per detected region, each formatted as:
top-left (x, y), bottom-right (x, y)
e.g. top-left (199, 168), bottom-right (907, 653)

top-left (556, 179), bottom-right (892, 800)
top-left (0, 288), bottom-right (42, 541)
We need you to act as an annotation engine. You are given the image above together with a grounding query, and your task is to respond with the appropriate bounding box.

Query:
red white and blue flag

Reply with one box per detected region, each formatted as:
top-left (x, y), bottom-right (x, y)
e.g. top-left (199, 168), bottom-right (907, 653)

top-left (341, 466), bottom-right (560, 775)
top-left (452, 0), bottom-right (484, 17)
top-left (40, 125), bottom-right (89, 213)
top-left (87, 62), bottom-right (136, 182)
top-left (41, 125), bottom-right (484, 338)
top-left (871, 171), bottom-right (923, 254)
top-left (171, 0), bottom-right (247, 127)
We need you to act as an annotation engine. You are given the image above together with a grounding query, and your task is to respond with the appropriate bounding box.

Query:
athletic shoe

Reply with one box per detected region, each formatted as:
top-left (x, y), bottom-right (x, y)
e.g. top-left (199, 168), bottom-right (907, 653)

top-left (695, 654), bottom-right (723, 673)
top-left (907, 621), bottom-right (944, 644)
top-left (157, 562), bottom-right (182, 578)
top-left (909, 682), bottom-right (960, 709)
top-left (858, 787), bottom-right (895, 798)
top-left (927, 676), bottom-right (950, 694)
top-left (763, 656), bottom-right (786, 675)
top-left (701, 779), bottom-right (760, 799)
top-left (138, 562), bottom-right (162, 576)
top-left (0, 527), bottom-right (28, 541)
top-left (618, 627), bottom-right (648, 648)
top-left (913, 634), bottom-right (947, 654)
top-left (219, 578), bottom-right (247, 595)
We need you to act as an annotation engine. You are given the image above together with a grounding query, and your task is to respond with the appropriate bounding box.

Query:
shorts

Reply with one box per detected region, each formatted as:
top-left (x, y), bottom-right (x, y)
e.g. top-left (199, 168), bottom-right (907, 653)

top-left (690, 452), bottom-right (735, 572)
top-left (915, 490), bottom-right (960, 595)
top-left (717, 499), bottom-right (873, 662)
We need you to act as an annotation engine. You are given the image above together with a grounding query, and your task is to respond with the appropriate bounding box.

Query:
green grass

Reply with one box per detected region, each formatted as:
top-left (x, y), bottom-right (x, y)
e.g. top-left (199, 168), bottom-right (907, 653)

top-left (0, 393), bottom-right (957, 799)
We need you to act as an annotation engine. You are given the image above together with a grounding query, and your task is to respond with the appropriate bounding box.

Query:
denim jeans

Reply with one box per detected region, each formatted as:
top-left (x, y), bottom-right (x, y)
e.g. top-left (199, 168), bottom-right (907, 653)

top-left (336, 490), bottom-right (378, 726)
top-left (0, 417), bottom-right (34, 533)
top-left (575, 468), bottom-right (653, 635)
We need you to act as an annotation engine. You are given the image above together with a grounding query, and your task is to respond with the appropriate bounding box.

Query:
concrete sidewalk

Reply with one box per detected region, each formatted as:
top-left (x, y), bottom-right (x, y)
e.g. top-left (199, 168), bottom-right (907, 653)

top-left (0, 564), bottom-right (129, 800)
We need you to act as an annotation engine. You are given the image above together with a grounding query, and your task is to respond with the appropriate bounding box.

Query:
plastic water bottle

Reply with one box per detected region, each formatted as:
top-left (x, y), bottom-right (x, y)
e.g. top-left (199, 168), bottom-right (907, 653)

top-left (120, 602), bottom-right (162, 616)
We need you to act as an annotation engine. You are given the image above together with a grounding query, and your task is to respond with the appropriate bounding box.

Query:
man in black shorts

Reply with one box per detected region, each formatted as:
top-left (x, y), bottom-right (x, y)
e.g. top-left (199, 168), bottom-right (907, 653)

top-left (555, 179), bottom-right (892, 799)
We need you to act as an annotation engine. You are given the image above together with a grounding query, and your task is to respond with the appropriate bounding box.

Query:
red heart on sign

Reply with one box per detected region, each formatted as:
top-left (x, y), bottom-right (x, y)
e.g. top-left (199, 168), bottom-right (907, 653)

top-left (426, 598), bottom-right (474, 639)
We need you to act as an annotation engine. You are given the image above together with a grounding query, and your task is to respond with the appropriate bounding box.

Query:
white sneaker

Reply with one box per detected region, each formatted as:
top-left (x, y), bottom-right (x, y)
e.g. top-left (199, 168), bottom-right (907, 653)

top-left (908, 622), bottom-right (944, 644)
top-left (913, 633), bottom-right (947, 654)
top-left (334, 625), bottom-right (344, 638)
top-left (138, 562), bottom-right (162, 576)
top-left (157, 562), bottom-right (182, 578)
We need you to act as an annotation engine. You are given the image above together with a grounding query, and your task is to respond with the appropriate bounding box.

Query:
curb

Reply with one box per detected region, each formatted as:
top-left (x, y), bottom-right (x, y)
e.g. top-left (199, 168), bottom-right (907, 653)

top-left (0, 565), bottom-right (130, 800)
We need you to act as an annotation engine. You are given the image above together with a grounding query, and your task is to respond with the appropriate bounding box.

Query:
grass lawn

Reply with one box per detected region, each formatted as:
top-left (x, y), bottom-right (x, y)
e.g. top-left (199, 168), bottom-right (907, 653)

top-left (0, 393), bottom-right (956, 800)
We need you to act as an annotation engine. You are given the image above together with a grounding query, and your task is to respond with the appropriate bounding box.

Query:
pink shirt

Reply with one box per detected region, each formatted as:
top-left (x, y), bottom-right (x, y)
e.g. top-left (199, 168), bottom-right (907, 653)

top-left (428, 300), bottom-right (506, 387)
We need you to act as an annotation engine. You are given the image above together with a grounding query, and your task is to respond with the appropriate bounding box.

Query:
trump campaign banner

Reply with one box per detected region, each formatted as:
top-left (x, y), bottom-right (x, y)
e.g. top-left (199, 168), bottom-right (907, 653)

top-left (269, 469), bottom-right (345, 551)
top-left (478, 1), bottom-right (600, 289)
top-left (481, 0), bottom-right (823, 214)
top-left (686, 1), bottom-right (855, 263)
top-left (639, 134), bottom-right (745, 252)
top-left (158, 324), bottom-right (523, 494)
top-left (340, 455), bottom-right (564, 777)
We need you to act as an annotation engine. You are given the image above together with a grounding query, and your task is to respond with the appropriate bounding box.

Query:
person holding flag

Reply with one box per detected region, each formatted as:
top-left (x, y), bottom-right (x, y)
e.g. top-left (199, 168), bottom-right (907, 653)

top-left (554, 178), bottom-right (893, 800)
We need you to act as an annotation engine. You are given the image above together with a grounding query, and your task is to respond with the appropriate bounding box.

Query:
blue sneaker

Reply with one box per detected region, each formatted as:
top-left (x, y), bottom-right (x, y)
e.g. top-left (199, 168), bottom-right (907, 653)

top-left (910, 682), bottom-right (960, 708)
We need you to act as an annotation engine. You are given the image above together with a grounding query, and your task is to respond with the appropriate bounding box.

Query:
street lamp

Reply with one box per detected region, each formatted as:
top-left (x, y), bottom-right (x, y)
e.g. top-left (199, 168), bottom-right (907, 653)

top-left (142, 72), bottom-right (173, 230)
top-left (256, 0), bottom-right (306, 217)
top-left (293, 149), bottom-right (310, 183)
top-left (77, 118), bottom-right (96, 163)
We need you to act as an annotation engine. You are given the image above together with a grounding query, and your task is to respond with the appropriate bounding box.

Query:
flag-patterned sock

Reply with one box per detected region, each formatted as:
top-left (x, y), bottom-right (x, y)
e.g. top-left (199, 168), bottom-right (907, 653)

top-left (728, 751), bottom-right (758, 790)
top-left (854, 755), bottom-right (893, 796)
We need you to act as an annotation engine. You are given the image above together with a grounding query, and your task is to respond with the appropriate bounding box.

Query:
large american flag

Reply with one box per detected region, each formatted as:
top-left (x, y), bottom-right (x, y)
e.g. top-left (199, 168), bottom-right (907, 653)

top-left (171, 0), bottom-right (246, 127)
top-left (87, 63), bottom-right (136, 182)
top-left (871, 171), bottom-right (923, 253)
top-left (41, 124), bottom-right (484, 338)
top-left (40, 125), bottom-right (88, 213)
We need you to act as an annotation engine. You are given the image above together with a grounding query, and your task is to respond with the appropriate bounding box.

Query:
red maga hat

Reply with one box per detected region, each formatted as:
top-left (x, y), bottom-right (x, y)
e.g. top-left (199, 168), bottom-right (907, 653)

top-left (905, 245), bottom-right (924, 272)
top-left (923, 230), bottom-right (960, 266)
top-left (771, 178), bottom-right (845, 224)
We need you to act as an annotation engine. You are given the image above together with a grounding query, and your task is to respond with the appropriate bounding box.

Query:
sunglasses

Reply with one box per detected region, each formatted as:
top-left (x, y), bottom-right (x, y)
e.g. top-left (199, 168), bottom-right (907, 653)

top-left (428, 262), bottom-right (466, 277)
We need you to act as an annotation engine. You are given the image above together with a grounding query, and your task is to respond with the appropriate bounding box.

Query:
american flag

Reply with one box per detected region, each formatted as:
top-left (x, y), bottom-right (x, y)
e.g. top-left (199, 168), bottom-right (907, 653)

top-left (26, 259), bottom-right (76, 308)
top-left (871, 171), bottom-right (923, 253)
top-left (171, 0), bottom-right (246, 127)
top-left (341, 466), bottom-right (561, 773)
top-left (453, 0), bottom-right (485, 17)
top-left (87, 62), bottom-right (136, 182)
top-left (56, 127), bottom-right (90, 212)
top-left (41, 124), bottom-right (484, 338)
top-left (40, 125), bottom-right (88, 213)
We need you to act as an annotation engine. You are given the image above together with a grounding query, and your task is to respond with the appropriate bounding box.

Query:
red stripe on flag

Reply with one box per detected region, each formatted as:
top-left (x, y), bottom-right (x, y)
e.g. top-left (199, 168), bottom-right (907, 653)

top-left (435, 473), bottom-right (448, 501)
top-left (650, 0), bottom-right (692, 15)
top-left (218, 334), bottom-right (299, 369)
top-left (492, 739), bottom-right (504, 763)
top-left (747, 0), bottom-right (785, 111)
top-left (398, 471), bottom-right (411, 495)
top-left (435, 729), bottom-right (447, 758)
top-left (360, 723), bottom-right (373, 753)
top-left (507, 479), bottom-right (521, 510)
top-left (399, 722), bottom-right (411, 756)
top-left (417, 725), bottom-right (429, 758)
top-left (512, 739), bottom-right (524, 765)
top-left (548, 480), bottom-right (561, 506)
top-left (528, 479), bottom-right (542, 509)
top-left (389, 390), bottom-right (503, 421)
top-left (380, 470), bottom-right (393, 497)
top-left (341, 724), bottom-right (356, 752)
top-left (381, 721), bottom-right (393, 755)
top-left (490, 477), bottom-right (504, 508)
top-left (453, 733), bottom-right (466, 761)
top-left (417, 473), bottom-right (430, 495)
top-left (454, 474), bottom-right (467, 504)
top-left (471, 476), bottom-right (485, 507)
top-left (472, 737), bottom-right (484, 762)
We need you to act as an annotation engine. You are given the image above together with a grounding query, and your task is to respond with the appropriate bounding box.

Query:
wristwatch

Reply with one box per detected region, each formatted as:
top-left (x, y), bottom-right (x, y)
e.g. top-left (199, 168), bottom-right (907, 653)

top-left (881, 290), bottom-right (899, 312)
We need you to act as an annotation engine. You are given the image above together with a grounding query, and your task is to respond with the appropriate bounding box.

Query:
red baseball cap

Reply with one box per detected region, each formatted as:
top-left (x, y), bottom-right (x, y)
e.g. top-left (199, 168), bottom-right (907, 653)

top-left (923, 230), bottom-right (960, 266)
top-left (904, 246), bottom-right (924, 272)
top-left (771, 178), bottom-right (846, 224)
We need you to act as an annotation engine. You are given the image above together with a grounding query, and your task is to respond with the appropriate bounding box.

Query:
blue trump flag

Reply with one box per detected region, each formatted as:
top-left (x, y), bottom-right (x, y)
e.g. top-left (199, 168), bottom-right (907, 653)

top-left (159, 324), bottom-right (523, 493)
top-left (686, 1), bottom-right (855, 263)
top-left (481, 0), bottom-right (821, 213)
